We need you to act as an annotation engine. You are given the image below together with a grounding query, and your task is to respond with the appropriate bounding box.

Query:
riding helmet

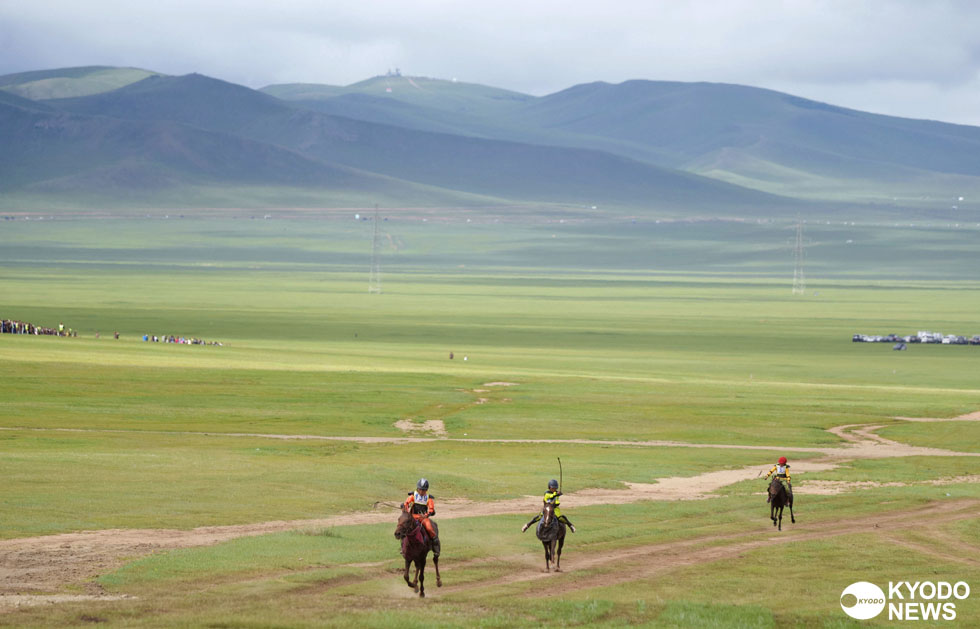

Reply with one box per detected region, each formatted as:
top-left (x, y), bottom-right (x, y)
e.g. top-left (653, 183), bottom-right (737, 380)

top-left (548, 479), bottom-right (559, 490)
top-left (778, 456), bottom-right (787, 465)
top-left (417, 478), bottom-right (429, 491)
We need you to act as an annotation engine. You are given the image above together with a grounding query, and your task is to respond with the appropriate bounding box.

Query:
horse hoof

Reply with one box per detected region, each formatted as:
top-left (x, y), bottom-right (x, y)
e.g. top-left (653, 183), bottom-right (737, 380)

top-left (437, 578), bottom-right (443, 587)
top-left (419, 592), bottom-right (425, 598)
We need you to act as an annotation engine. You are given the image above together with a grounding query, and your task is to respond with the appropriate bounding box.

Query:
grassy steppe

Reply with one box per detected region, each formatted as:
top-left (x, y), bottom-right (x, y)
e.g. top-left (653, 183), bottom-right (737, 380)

top-left (1, 214), bottom-right (978, 627)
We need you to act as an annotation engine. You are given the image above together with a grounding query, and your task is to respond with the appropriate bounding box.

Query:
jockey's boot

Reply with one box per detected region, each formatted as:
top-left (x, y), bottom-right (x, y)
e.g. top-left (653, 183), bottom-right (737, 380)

top-left (558, 515), bottom-right (576, 533)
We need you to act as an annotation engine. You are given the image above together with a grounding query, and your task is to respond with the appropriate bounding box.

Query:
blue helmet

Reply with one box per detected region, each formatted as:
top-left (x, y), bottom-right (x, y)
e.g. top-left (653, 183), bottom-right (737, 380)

top-left (417, 478), bottom-right (429, 491)
top-left (548, 479), bottom-right (559, 490)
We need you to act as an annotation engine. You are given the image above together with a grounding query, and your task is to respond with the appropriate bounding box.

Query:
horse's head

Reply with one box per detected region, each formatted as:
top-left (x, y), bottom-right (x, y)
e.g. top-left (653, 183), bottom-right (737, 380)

top-left (394, 506), bottom-right (414, 539)
top-left (768, 477), bottom-right (783, 496)
top-left (541, 500), bottom-right (556, 527)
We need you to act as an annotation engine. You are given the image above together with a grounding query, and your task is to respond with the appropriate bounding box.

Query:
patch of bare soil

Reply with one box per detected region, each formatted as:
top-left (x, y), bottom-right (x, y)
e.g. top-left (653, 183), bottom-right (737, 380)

top-left (825, 424), bottom-right (979, 459)
top-left (800, 475), bottom-right (980, 495)
top-left (393, 419), bottom-right (447, 437)
top-left (0, 594), bottom-right (133, 611)
top-left (894, 411), bottom-right (980, 422)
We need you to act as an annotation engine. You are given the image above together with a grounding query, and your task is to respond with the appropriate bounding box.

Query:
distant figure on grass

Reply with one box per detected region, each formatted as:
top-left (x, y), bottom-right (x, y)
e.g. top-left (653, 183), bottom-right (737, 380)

top-left (522, 479), bottom-right (576, 532)
top-left (449, 351), bottom-right (454, 359)
top-left (404, 478), bottom-right (440, 559)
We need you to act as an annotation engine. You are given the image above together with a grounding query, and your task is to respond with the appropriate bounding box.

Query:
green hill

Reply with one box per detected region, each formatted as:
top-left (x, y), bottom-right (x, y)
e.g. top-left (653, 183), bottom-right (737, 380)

top-left (0, 95), bottom-right (485, 210)
top-left (266, 76), bottom-right (980, 206)
top-left (263, 75), bottom-right (532, 116)
top-left (0, 66), bottom-right (159, 100)
top-left (46, 73), bottom-right (789, 213)
top-left (521, 80), bottom-right (980, 201)
top-left (12, 66), bottom-right (980, 214)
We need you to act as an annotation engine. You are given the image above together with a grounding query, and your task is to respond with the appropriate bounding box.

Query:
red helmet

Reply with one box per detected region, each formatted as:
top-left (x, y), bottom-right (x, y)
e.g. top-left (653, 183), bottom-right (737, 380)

top-left (778, 456), bottom-right (788, 465)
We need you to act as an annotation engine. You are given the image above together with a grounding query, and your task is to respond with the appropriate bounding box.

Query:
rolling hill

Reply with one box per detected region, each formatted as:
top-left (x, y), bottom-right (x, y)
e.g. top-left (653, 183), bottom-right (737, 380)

top-left (0, 93), bottom-right (488, 209)
top-left (4, 65), bottom-right (979, 213)
top-left (265, 77), bottom-right (980, 206)
top-left (0, 66), bottom-right (158, 100)
top-left (35, 72), bottom-right (792, 213)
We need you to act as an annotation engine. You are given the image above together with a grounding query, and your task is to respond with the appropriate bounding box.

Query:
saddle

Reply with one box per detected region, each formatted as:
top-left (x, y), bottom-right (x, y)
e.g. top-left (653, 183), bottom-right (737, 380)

top-left (536, 518), bottom-right (564, 541)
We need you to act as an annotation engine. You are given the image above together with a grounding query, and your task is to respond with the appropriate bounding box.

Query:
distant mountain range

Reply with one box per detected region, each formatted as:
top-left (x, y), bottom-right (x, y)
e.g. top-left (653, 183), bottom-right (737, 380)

top-left (2, 65), bottom-right (978, 215)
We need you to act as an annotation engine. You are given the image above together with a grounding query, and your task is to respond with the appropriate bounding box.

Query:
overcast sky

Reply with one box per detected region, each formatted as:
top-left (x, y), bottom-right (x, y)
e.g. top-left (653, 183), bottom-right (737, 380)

top-left (2, 1), bottom-right (979, 125)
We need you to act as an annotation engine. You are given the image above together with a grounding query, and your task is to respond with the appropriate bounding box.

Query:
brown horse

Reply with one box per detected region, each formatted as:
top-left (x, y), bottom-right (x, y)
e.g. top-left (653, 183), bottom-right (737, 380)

top-left (393, 507), bottom-right (441, 597)
top-left (535, 501), bottom-right (566, 572)
top-left (769, 477), bottom-right (795, 531)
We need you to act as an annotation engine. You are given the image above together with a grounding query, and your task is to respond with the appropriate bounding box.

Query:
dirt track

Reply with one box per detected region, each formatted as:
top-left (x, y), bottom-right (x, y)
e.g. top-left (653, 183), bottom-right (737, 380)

top-left (2, 411), bottom-right (978, 608)
top-left (443, 498), bottom-right (980, 596)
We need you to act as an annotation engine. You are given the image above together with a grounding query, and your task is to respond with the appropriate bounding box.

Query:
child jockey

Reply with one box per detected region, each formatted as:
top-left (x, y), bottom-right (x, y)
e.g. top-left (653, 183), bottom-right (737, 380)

top-left (765, 456), bottom-right (792, 503)
top-left (404, 478), bottom-right (440, 555)
top-left (522, 479), bottom-right (576, 533)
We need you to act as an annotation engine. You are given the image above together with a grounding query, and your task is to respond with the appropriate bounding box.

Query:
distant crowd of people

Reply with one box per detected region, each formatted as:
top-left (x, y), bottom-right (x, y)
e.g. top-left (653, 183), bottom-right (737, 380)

top-left (2, 318), bottom-right (221, 346)
top-left (142, 334), bottom-right (222, 346)
top-left (1, 319), bottom-right (75, 337)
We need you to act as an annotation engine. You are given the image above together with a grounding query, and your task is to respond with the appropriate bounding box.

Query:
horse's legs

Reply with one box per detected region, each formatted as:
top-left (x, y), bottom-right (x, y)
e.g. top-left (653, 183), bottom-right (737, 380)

top-left (771, 503), bottom-right (777, 526)
top-left (777, 505), bottom-right (783, 531)
top-left (404, 558), bottom-right (414, 589)
top-left (433, 555), bottom-right (442, 587)
top-left (555, 534), bottom-right (565, 572)
top-left (417, 558), bottom-right (426, 598)
top-left (542, 541), bottom-right (551, 572)
top-left (789, 503), bottom-right (796, 524)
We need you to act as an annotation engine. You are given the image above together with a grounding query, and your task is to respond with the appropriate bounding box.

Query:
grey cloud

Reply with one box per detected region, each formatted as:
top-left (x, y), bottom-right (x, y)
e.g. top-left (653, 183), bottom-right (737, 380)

top-left (1, 1), bottom-right (979, 125)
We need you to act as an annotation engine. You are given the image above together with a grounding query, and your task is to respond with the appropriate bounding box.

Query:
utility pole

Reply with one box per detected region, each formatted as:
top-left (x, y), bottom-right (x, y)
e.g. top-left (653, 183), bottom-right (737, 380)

top-left (792, 217), bottom-right (805, 295)
top-left (368, 205), bottom-right (382, 294)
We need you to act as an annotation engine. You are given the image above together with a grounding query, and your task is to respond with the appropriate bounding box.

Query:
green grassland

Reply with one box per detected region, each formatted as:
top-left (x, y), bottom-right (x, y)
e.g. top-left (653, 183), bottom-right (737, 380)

top-left (1, 214), bottom-right (978, 627)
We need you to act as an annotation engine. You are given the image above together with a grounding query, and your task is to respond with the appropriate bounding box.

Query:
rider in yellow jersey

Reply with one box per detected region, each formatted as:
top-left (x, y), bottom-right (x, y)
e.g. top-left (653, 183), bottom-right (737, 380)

top-left (765, 456), bottom-right (792, 503)
top-left (521, 479), bottom-right (576, 533)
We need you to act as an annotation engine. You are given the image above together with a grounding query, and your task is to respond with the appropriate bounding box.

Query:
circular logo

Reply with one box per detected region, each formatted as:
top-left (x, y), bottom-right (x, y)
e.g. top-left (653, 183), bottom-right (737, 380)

top-left (841, 582), bottom-right (886, 620)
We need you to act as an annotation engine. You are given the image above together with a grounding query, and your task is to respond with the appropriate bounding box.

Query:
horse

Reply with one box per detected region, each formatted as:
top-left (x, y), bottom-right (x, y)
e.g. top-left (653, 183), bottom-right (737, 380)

top-left (768, 477), bottom-right (795, 531)
top-left (393, 507), bottom-right (441, 597)
top-left (535, 501), bottom-right (566, 572)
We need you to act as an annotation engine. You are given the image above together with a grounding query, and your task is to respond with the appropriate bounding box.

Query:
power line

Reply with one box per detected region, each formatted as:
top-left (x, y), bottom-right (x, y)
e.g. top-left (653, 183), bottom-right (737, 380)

top-left (368, 205), bottom-right (382, 294)
top-left (792, 217), bottom-right (806, 295)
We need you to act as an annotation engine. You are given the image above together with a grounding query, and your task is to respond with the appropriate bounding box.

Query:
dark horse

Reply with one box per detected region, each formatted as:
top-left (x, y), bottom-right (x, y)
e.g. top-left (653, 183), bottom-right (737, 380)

top-left (535, 501), bottom-right (566, 572)
top-left (393, 507), bottom-right (442, 597)
top-left (768, 477), bottom-right (795, 531)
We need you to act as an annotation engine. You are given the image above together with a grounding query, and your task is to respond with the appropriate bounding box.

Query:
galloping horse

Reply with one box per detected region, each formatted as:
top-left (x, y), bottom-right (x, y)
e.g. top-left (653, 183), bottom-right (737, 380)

top-left (768, 477), bottom-right (795, 531)
top-left (535, 501), bottom-right (566, 572)
top-left (393, 506), bottom-right (441, 597)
